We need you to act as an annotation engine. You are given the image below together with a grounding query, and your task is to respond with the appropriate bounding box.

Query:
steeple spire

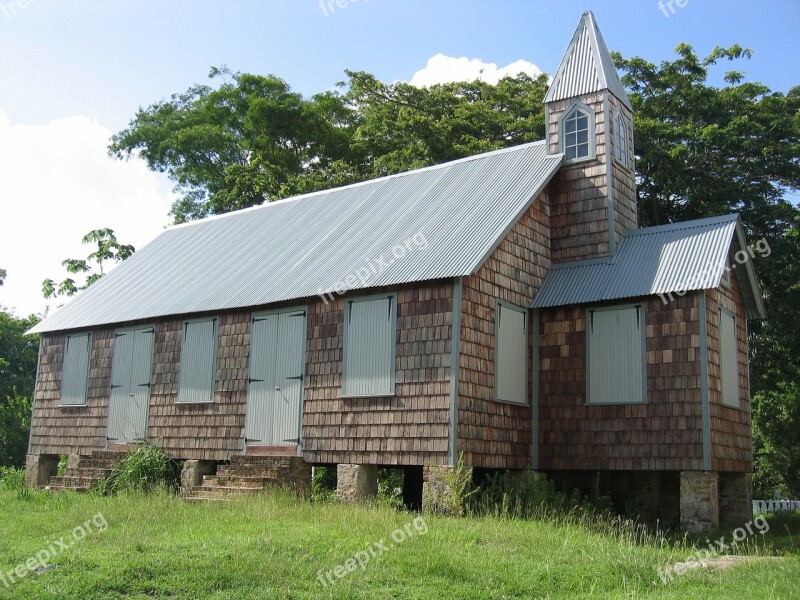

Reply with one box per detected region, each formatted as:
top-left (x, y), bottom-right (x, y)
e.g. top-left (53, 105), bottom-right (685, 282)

top-left (545, 11), bottom-right (631, 110)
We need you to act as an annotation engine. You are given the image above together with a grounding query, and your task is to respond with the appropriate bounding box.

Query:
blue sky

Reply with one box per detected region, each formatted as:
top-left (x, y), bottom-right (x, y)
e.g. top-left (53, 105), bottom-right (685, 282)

top-left (0, 0), bottom-right (798, 316)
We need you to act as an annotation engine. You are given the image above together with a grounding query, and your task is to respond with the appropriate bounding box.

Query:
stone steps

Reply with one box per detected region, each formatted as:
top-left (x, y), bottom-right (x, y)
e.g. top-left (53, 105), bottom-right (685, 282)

top-left (46, 450), bottom-right (126, 493)
top-left (183, 455), bottom-right (311, 501)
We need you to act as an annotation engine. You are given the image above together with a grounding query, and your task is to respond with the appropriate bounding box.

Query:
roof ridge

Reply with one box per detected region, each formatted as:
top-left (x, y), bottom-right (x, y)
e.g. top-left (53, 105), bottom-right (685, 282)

top-left (625, 213), bottom-right (739, 237)
top-left (167, 140), bottom-right (550, 231)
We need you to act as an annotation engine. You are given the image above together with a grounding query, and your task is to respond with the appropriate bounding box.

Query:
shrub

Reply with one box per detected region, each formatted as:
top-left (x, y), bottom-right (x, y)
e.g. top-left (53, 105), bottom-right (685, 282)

top-left (311, 466), bottom-right (337, 503)
top-left (423, 454), bottom-right (476, 517)
top-left (377, 468), bottom-right (404, 509)
top-left (0, 466), bottom-right (26, 491)
top-left (57, 454), bottom-right (69, 476)
top-left (97, 444), bottom-right (179, 494)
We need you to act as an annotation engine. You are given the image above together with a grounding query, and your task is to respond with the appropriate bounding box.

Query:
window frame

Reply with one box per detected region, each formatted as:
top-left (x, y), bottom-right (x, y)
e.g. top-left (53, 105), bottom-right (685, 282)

top-left (585, 303), bottom-right (648, 406)
top-left (341, 293), bottom-right (397, 398)
top-left (495, 301), bottom-right (529, 406)
top-left (559, 101), bottom-right (596, 163)
top-left (718, 306), bottom-right (741, 409)
top-left (176, 317), bottom-right (219, 404)
top-left (60, 331), bottom-right (92, 407)
top-left (612, 109), bottom-right (631, 169)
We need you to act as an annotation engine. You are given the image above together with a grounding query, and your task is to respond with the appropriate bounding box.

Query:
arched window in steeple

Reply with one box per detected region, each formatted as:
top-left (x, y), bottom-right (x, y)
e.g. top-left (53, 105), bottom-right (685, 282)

top-left (560, 102), bottom-right (594, 161)
top-left (613, 110), bottom-right (629, 166)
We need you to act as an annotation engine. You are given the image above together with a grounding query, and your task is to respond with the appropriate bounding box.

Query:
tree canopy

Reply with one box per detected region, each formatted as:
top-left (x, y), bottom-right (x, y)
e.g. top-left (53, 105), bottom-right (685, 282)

top-left (0, 308), bottom-right (39, 467)
top-left (42, 228), bottom-right (135, 300)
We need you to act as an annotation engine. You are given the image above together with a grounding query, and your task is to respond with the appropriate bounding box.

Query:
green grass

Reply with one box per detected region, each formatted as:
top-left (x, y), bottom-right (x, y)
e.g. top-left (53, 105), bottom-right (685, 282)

top-left (0, 489), bottom-right (797, 599)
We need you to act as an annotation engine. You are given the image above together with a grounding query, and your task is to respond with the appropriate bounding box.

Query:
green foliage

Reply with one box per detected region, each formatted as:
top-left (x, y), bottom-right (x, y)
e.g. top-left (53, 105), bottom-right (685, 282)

top-left (377, 468), bottom-right (404, 509)
top-left (57, 454), bottom-right (69, 477)
top-left (97, 444), bottom-right (180, 494)
top-left (109, 67), bottom-right (360, 222)
top-left (0, 466), bottom-right (25, 491)
top-left (423, 454), bottom-right (477, 517)
top-left (471, 470), bottom-right (567, 518)
top-left (752, 381), bottom-right (800, 498)
top-left (0, 395), bottom-right (32, 468)
top-left (42, 228), bottom-right (135, 300)
top-left (310, 465), bottom-right (337, 503)
top-left (0, 268), bottom-right (6, 286)
top-left (613, 45), bottom-right (800, 396)
top-left (0, 308), bottom-right (39, 468)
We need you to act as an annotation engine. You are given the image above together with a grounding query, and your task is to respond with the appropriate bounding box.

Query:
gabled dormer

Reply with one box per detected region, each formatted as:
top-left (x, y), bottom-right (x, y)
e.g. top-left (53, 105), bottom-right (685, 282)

top-left (544, 11), bottom-right (638, 262)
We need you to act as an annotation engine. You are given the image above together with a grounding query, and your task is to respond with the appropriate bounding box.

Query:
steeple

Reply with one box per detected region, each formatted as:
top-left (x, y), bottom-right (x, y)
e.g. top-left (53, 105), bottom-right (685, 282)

top-left (545, 11), bottom-right (631, 110)
top-left (543, 11), bottom-right (638, 263)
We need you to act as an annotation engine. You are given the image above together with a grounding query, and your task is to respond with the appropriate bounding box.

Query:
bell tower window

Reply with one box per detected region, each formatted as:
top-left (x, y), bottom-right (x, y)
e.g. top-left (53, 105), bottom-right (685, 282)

top-left (613, 110), bottom-right (630, 166)
top-left (560, 102), bottom-right (594, 162)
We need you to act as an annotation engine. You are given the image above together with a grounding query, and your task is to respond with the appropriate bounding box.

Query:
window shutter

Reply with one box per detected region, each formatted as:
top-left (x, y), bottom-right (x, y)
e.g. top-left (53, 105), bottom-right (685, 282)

top-left (177, 319), bottom-right (217, 403)
top-left (587, 306), bottom-right (645, 404)
top-left (719, 310), bottom-right (740, 408)
top-left (343, 296), bottom-right (395, 396)
top-left (61, 332), bottom-right (91, 405)
top-left (496, 304), bottom-right (527, 405)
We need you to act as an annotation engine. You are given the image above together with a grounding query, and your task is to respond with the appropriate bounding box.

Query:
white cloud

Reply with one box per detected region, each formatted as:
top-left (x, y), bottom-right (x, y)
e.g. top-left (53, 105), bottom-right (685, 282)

top-left (0, 109), bottom-right (175, 317)
top-left (410, 54), bottom-right (544, 87)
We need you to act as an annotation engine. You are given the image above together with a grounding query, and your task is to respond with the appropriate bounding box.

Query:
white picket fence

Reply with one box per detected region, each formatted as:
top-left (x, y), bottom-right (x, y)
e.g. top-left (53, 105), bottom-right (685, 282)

top-left (753, 499), bottom-right (800, 513)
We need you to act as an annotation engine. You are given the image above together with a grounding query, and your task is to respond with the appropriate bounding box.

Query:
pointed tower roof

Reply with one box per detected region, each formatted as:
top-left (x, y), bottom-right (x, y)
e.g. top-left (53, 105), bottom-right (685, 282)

top-left (544, 11), bottom-right (632, 109)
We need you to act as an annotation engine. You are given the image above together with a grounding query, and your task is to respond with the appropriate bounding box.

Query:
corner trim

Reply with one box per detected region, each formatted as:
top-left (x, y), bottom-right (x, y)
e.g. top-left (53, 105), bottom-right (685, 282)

top-left (27, 335), bottom-right (44, 455)
top-left (699, 291), bottom-right (712, 470)
top-left (603, 94), bottom-right (617, 257)
top-left (448, 277), bottom-right (463, 465)
top-left (531, 309), bottom-right (540, 469)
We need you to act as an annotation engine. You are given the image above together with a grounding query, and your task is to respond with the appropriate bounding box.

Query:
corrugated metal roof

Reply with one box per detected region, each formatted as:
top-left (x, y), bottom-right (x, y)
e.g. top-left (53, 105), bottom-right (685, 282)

top-left (544, 11), bottom-right (633, 110)
top-left (31, 142), bottom-right (564, 334)
top-left (532, 214), bottom-right (766, 319)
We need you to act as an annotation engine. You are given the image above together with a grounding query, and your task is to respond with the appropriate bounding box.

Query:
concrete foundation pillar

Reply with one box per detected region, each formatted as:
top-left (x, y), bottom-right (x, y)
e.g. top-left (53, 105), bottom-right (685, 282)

top-left (180, 459), bottom-right (216, 496)
top-left (24, 454), bottom-right (59, 488)
top-left (680, 471), bottom-right (719, 533)
top-left (336, 464), bottom-right (378, 502)
top-left (719, 472), bottom-right (753, 526)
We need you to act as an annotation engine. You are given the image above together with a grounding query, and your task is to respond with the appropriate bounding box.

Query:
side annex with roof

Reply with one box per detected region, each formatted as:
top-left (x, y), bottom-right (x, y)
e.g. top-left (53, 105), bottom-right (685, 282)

top-left (25, 12), bottom-right (763, 532)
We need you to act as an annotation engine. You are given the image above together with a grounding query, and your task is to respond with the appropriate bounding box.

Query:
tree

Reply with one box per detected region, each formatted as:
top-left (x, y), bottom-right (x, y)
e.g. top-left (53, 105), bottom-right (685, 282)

top-left (109, 67), bottom-right (360, 223)
top-left (613, 45), bottom-right (800, 394)
top-left (344, 70), bottom-right (549, 177)
top-left (752, 383), bottom-right (800, 498)
top-left (0, 268), bottom-right (6, 286)
top-left (42, 228), bottom-right (135, 299)
top-left (0, 308), bottom-right (39, 467)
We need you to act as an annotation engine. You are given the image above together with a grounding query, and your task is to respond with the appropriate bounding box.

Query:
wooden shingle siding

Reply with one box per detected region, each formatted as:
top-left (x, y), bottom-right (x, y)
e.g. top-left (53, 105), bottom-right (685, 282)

top-left (457, 194), bottom-right (551, 469)
top-left (148, 313), bottom-right (250, 460)
top-left (538, 295), bottom-right (704, 471)
top-left (303, 283), bottom-right (452, 466)
top-left (705, 280), bottom-right (752, 473)
top-left (546, 92), bottom-right (611, 263)
top-left (29, 330), bottom-right (113, 455)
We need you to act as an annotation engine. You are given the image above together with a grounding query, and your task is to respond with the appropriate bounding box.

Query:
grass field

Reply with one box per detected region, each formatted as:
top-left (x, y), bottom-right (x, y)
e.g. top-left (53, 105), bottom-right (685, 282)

top-left (0, 488), bottom-right (798, 599)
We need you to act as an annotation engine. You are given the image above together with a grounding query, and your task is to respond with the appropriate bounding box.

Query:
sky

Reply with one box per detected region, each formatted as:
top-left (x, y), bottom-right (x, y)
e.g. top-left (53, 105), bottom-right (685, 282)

top-left (1, 0), bottom-right (798, 318)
